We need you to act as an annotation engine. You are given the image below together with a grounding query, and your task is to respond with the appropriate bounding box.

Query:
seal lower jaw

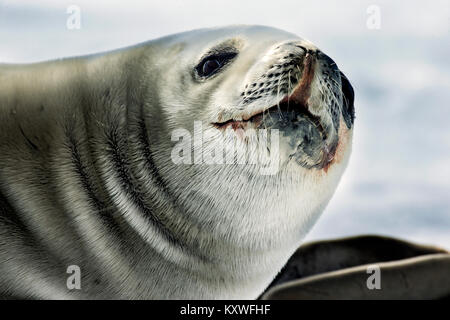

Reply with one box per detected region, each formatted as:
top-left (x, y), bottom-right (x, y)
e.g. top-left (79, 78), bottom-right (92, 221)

top-left (212, 98), bottom-right (336, 169)
top-left (212, 94), bottom-right (337, 169)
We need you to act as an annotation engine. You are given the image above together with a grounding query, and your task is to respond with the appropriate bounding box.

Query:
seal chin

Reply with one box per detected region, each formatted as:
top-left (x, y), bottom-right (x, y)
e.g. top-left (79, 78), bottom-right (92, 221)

top-left (261, 98), bottom-right (336, 169)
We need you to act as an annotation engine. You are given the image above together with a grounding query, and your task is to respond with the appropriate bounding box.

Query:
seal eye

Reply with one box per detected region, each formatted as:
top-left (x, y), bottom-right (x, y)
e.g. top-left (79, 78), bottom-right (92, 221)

top-left (196, 52), bottom-right (237, 78)
top-left (202, 59), bottom-right (221, 76)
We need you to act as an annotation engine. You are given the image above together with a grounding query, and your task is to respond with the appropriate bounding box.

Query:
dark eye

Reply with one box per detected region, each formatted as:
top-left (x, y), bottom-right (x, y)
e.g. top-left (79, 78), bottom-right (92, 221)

top-left (196, 52), bottom-right (237, 78)
top-left (202, 59), bottom-right (221, 76)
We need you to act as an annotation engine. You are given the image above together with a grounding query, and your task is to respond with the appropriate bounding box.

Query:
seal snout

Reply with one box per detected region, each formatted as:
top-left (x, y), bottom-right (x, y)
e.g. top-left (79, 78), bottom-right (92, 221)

top-left (211, 39), bottom-right (353, 170)
top-left (279, 51), bottom-right (316, 114)
top-left (213, 48), bottom-right (319, 129)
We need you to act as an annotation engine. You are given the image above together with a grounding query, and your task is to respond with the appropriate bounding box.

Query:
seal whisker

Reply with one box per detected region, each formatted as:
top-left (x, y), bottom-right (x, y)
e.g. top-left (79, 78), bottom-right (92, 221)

top-left (276, 75), bottom-right (283, 119)
top-left (287, 69), bottom-right (292, 114)
top-left (329, 78), bottom-right (340, 88)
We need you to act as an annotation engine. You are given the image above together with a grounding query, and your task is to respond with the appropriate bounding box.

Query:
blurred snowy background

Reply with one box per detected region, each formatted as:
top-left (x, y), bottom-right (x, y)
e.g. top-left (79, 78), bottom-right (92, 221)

top-left (0, 0), bottom-right (449, 248)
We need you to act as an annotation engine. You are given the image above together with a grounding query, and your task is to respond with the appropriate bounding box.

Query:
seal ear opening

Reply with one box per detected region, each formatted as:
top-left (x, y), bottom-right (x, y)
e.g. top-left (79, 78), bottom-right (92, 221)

top-left (340, 71), bottom-right (355, 129)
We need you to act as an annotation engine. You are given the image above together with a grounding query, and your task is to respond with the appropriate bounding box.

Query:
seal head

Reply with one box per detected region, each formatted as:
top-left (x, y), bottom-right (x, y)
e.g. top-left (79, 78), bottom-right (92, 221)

top-left (158, 26), bottom-right (354, 173)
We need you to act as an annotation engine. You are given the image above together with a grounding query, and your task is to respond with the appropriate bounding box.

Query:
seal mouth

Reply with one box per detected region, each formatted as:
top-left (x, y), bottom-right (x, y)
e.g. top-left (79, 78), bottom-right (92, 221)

top-left (212, 97), bottom-right (324, 137)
